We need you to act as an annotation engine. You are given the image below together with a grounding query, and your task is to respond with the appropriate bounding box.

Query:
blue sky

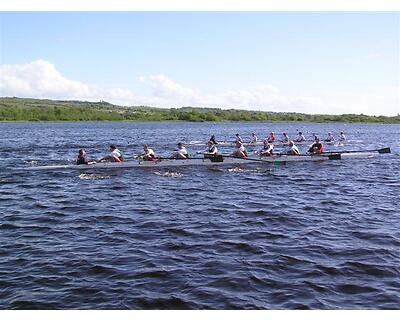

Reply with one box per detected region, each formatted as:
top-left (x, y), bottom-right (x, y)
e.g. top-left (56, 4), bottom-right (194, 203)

top-left (0, 12), bottom-right (399, 115)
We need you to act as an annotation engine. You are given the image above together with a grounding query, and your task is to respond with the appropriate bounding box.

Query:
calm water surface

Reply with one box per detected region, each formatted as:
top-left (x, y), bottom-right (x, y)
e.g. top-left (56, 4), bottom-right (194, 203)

top-left (0, 122), bottom-right (399, 309)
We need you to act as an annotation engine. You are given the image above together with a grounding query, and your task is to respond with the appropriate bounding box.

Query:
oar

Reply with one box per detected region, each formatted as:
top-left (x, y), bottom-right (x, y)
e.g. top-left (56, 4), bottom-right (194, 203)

top-left (320, 147), bottom-right (391, 155)
top-left (222, 154), bottom-right (342, 162)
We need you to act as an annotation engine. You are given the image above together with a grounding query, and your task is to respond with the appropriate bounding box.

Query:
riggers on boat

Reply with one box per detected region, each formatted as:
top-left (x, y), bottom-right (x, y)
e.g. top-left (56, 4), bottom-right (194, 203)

top-left (19, 148), bottom-right (391, 171)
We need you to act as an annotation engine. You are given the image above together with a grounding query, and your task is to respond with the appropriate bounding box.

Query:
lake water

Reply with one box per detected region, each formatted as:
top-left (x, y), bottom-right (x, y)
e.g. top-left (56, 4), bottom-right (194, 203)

top-left (0, 122), bottom-right (399, 309)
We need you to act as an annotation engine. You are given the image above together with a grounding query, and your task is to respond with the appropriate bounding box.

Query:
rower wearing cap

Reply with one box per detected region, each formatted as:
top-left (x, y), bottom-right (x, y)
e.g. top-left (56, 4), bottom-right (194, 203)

top-left (100, 144), bottom-right (124, 162)
top-left (259, 139), bottom-right (274, 157)
top-left (138, 144), bottom-right (157, 161)
top-left (231, 141), bottom-right (248, 158)
top-left (295, 132), bottom-right (306, 143)
top-left (325, 132), bottom-right (335, 142)
top-left (76, 149), bottom-right (96, 165)
top-left (282, 132), bottom-right (290, 144)
top-left (339, 132), bottom-right (346, 141)
top-left (267, 132), bottom-right (276, 144)
top-left (235, 133), bottom-right (243, 144)
top-left (308, 137), bottom-right (324, 154)
top-left (173, 142), bottom-right (189, 159)
top-left (285, 141), bottom-right (301, 156)
top-left (250, 133), bottom-right (258, 143)
top-left (198, 140), bottom-right (218, 158)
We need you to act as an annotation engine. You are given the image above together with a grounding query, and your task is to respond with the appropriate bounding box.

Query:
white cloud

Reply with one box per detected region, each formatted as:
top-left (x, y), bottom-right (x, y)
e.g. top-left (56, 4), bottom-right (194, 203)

top-left (0, 60), bottom-right (398, 116)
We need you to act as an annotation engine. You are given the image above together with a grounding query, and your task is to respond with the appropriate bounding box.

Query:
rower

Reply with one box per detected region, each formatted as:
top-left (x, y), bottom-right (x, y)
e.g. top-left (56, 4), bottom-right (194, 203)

top-left (282, 132), bottom-right (290, 144)
top-left (285, 141), bottom-right (300, 156)
top-left (325, 132), bottom-right (335, 142)
top-left (339, 132), bottom-right (346, 141)
top-left (209, 135), bottom-right (218, 145)
top-left (308, 137), bottom-right (324, 154)
top-left (231, 141), bottom-right (248, 158)
top-left (259, 139), bottom-right (274, 157)
top-left (198, 140), bottom-right (218, 158)
top-left (173, 142), bottom-right (189, 159)
top-left (295, 132), bottom-right (306, 142)
top-left (76, 149), bottom-right (96, 165)
top-left (138, 144), bottom-right (157, 161)
top-left (250, 133), bottom-right (258, 143)
top-left (235, 133), bottom-right (243, 144)
top-left (267, 132), bottom-right (276, 143)
top-left (100, 144), bottom-right (124, 162)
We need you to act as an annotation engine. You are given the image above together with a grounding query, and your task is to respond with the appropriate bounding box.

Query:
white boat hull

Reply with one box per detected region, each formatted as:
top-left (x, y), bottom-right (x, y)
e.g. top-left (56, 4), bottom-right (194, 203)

top-left (20, 152), bottom-right (380, 171)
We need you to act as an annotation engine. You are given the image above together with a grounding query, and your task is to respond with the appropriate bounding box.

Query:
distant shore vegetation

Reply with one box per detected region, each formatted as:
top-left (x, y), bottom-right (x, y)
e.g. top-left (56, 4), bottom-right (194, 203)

top-left (1, 97), bottom-right (399, 123)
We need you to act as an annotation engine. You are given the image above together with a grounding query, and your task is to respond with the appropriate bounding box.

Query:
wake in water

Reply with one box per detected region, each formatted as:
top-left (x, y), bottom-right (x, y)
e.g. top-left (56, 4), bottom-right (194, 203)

top-left (154, 170), bottom-right (184, 178)
top-left (78, 173), bottom-right (112, 180)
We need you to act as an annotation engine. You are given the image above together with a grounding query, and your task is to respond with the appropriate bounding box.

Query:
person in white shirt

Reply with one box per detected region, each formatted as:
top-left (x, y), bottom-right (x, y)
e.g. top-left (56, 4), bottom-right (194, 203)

top-left (339, 132), bottom-right (346, 141)
top-left (325, 132), bottom-right (335, 142)
top-left (173, 142), bottom-right (189, 159)
top-left (138, 144), bottom-right (157, 161)
top-left (295, 132), bottom-right (306, 142)
top-left (285, 141), bottom-right (300, 156)
top-left (198, 140), bottom-right (218, 158)
top-left (231, 141), bottom-right (247, 158)
top-left (259, 139), bottom-right (274, 157)
top-left (100, 144), bottom-right (124, 162)
top-left (250, 133), bottom-right (258, 143)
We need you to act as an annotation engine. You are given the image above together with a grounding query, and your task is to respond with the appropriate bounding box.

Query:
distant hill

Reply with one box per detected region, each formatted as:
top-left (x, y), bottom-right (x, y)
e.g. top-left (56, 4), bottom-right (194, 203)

top-left (0, 97), bottom-right (399, 123)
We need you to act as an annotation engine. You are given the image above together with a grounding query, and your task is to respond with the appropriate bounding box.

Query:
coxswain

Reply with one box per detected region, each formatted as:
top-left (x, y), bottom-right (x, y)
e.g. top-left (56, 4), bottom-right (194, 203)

top-left (250, 133), bottom-right (258, 143)
top-left (76, 149), bottom-right (96, 165)
top-left (138, 144), bottom-right (157, 161)
top-left (231, 141), bottom-right (248, 158)
top-left (285, 141), bottom-right (301, 156)
top-left (339, 132), bottom-right (346, 141)
top-left (259, 139), bottom-right (274, 157)
top-left (100, 145), bottom-right (124, 162)
top-left (235, 133), bottom-right (243, 144)
top-left (308, 138), bottom-right (324, 154)
top-left (295, 132), bottom-right (306, 142)
top-left (325, 132), bottom-right (335, 142)
top-left (282, 132), bottom-right (290, 144)
top-left (198, 140), bottom-right (218, 158)
top-left (173, 142), bottom-right (189, 159)
top-left (209, 135), bottom-right (218, 145)
top-left (267, 132), bottom-right (276, 143)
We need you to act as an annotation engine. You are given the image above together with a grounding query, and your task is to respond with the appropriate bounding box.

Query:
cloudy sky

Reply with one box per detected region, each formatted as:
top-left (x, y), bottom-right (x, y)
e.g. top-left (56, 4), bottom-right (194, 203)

top-left (0, 11), bottom-right (399, 115)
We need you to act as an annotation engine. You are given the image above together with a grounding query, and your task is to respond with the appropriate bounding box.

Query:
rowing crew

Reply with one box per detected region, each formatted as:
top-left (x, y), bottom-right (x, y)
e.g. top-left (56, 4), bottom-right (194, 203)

top-left (76, 136), bottom-right (326, 165)
top-left (214, 131), bottom-right (346, 144)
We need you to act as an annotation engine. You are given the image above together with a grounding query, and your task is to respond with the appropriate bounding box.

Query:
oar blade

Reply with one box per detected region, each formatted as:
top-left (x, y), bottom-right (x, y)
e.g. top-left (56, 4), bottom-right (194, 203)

top-left (378, 147), bottom-right (391, 154)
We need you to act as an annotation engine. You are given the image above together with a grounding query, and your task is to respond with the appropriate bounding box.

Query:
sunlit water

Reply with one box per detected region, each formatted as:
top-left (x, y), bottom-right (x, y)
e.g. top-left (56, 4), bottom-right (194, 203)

top-left (0, 122), bottom-right (399, 309)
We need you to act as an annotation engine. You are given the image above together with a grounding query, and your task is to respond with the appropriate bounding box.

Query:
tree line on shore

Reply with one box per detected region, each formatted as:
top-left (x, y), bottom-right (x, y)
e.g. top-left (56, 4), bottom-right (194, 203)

top-left (1, 97), bottom-right (399, 123)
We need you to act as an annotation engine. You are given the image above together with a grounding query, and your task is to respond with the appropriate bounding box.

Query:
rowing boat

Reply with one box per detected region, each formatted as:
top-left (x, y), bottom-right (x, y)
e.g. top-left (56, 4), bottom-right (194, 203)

top-left (18, 148), bottom-right (391, 171)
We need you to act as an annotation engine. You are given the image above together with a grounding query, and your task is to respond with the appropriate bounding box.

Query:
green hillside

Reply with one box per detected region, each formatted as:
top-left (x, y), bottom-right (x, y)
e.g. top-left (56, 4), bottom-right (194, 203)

top-left (1, 97), bottom-right (399, 123)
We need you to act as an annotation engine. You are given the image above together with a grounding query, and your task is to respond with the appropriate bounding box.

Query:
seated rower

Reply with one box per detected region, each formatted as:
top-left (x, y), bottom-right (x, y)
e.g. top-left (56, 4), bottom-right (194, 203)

top-left (282, 132), bottom-right (290, 144)
top-left (325, 132), bottom-right (335, 142)
top-left (267, 132), bottom-right (276, 143)
top-left (259, 139), bottom-right (274, 157)
top-left (295, 132), bottom-right (306, 142)
top-left (339, 131), bottom-right (346, 141)
top-left (209, 135), bottom-right (218, 145)
top-left (138, 144), bottom-right (157, 161)
top-left (173, 142), bottom-right (189, 159)
top-left (231, 141), bottom-right (248, 158)
top-left (198, 140), bottom-right (218, 158)
top-left (76, 149), bottom-right (96, 165)
top-left (285, 141), bottom-right (300, 156)
top-left (235, 133), bottom-right (243, 144)
top-left (250, 133), bottom-right (258, 143)
top-left (100, 144), bottom-right (124, 162)
top-left (308, 138), bottom-right (324, 154)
